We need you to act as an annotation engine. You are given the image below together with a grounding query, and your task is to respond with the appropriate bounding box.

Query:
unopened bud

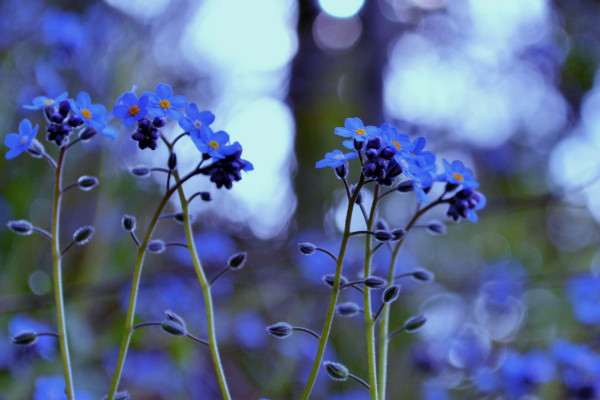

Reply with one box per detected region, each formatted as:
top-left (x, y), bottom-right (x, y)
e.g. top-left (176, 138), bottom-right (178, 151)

top-left (121, 215), bottom-right (136, 232)
top-left (7, 220), bottom-right (34, 235)
top-left (299, 242), bottom-right (316, 255)
top-left (161, 320), bottom-right (187, 336)
top-left (77, 176), bottom-right (99, 191)
top-left (130, 165), bottom-right (151, 178)
top-left (200, 192), bottom-right (211, 201)
top-left (322, 274), bottom-right (348, 288)
top-left (10, 330), bottom-right (38, 345)
top-left (376, 219), bottom-right (389, 231)
top-left (382, 285), bottom-right (401, 303)
top-left (336, 302), bottom-right (360, 317)
top-left (335, 162), bottom-right (348, 179)
top-left (168, 152), bottom-right (177, 170)
top-left (79, 126), bottom-right (98, 141)
top-left (426, 221), bottom-right (446, 235)
top-left (396, 180), bottom-right (414, 192)
top-left (412, 269), bottom-right (434, 283)
top-left (73, 226), bottom-right (94, 245)
top-left (403, 315), bottom-right (427, 332)
top-left (391, 229), bottom-right (406, 241)
top-left (27, 139), bottom-right (45, 158)
top-left (374, 230), bottom-right (392, 242)
top-left (147, 239), bottom-right (166, 254)
top-left (266, 322), bottom-right (293, 339)
top-left (364, 276), bottom-right (387, 289)
top-left (324, 361), bottom-right (349, 381)
top-left (228, 252), bottom-right (247, 270)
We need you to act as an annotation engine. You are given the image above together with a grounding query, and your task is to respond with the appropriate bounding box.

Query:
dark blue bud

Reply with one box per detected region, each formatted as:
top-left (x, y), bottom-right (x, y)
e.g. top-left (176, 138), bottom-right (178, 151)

top-left (147, 239), bottom-right (166, 254)
top-left (77, 176), bottom-right (99, 191)
top-left (152, 117), bottom-right (167, 127)
top-left (67, 115), bottom-right (83, 127)
top-left (50, 112), bottom-right (64, 123)
top-left (58, 99), bottom-right (71, 116)
top-left (299, 242), bottom-right (316, 255)
top-left (380, 146), bottom-right (396, 160)
top-left (412, 269), bottom-right (434, 283)
top-left (10, 330), bottom-right (38, 345)
top-left (130, 165), bottom-right (151, 178)
top-left (335, 302), bottom-right (360, 317)
top-left (364, 276), bottom-right (387, 289)
top-left (335, 162), bottom-right (348, 179)
top-left (374, 230), bottom-right (393, 242)
top-left (79, 126), bottom-right (97, 141)
top-left (426, 221), bottom-right (446, 235)
top-left (73, 226), bottom-right (94, 245)
top-left (353, 138), bottom-right (364, 150)
top-left (391, 228), bottom-right (406, 241)
top-left (396, 180), bottom-right (414, 192)
top-left (266, 322), bottom-right (293, 339)
top-left (200, 192), bottom-right (212, 201)
top-left (365, 148), bottom-right (378, 160)
top-left (168, 152), bottom-right (177, 170)
top-left (322, 274), bottom-right (348, 288)
top-left (324, 361), bottom-right (349, 381)
top-left (164, 310), bottom-right (187, 332)
top-left (228, 252), bottom-right (247, 269)
top-left (376, 219), bottom-right (389, 231)
top-left (366, 136), bottom-right (382, 149)
top-left (382, 285), bottom-right (401, 303)
top-left (161, 320), bottom-right (186, 336)
top-left (7, 220), bottom-right (34, 235)
top-left (121, 215), bottom-right (136, 232)
top-left (403, 315), bottom-right (427, 332)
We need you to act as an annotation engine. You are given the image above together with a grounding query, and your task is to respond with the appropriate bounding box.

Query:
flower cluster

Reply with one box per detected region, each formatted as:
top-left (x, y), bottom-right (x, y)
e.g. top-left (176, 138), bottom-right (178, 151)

top-left (316, 117), bottom-right (486, 222)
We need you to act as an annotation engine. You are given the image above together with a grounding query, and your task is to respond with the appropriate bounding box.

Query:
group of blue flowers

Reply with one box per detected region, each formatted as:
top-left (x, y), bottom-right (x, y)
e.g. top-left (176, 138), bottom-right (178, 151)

top-left (4, 83), bottom-right (253, 189)
top-left (316, 117), bottom-right (486, 222)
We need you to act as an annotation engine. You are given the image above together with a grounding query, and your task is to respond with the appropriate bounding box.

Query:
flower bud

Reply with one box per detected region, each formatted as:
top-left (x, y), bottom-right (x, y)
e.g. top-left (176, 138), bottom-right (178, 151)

top-left (322, 274), bottom-right (348, 288)
top-left (200, 192), bottom-right (212, 201)
top-left (77, 175), bottom-right (99, 191)
top-left (266, 322), bottom-right (293, 339)
top-left (27, 139), bottom-right (45, 158)
top-left (335, 302), bottom-right (360, 317)
top-left (376, 219), bottom-right (389, 231)
top-left (374, 230), bottom-right (392, 242)
top-left (147, 239), bottom-right (166, 254)
top-left (168, 152), bottom-right (177, 170)
top-left (426, 221), bottom-right (446, 235)
top-left (382, 285), bottom-right (401, 303)
top-left (67, 115), bottom-right (83, 127)
top-left (324, 361), bottom-right (349, 381)
top-left (412, 269), bottom-right (434, 283)
top-left (298, 242), bottom-right (316, 255)
top-left (445, 181), bottom-right (460, 192)
top-left (129, 165), bottom-right (151, 178)
top-left (161, 320), bottom-right (187, 336)
top-left (396, 180), bottom-right (414, 192)
top-left (121, 215), bottom-right (136, 232)
top-left (73, 226), bottom-right (94, 245)
top-left (152, 117), bottom-right (167, 127)
top-left (58, 99), bottom-right (71, 116)
top-left (10, 330), bottom-right (38, 345)
top-left (79, 127), bottom-right (98, 141)
top-left (7, 220), bottom-right (34, 235)
top-left (335, 162), bottom-right (348, 180)
top-left (403, 315), bottom-right (427, 333)
top-left (364, 276), bottom-right (387, 289)
top-left (228, 252), bottom-right (247, 270)
top-left (391, 229), bottom-right (406, 241)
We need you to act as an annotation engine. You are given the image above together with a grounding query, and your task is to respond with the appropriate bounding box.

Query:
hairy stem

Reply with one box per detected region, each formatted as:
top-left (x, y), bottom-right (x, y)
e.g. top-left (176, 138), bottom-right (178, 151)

top-left (364, 185), bottom-right (379, 400)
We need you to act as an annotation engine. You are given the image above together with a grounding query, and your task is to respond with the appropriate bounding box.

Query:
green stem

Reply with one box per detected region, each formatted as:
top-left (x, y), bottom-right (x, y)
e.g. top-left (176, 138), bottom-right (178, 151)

top-left (173, 170), bottom-right (232, 400)
top-left (106, 170), bottom-right (199, 399)
top-left (52, 147), bottom-right (75, 400)
top-left (364, 185), bottom-right (379, 400)
top-left (300, 177), bottom-right (365, 400)
top-left (376, 198), bottom-right (443, 399)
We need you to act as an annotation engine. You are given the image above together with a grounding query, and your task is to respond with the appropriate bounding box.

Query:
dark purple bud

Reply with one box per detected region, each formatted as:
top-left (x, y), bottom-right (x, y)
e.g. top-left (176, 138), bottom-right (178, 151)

top-left (382, 285), bottom-right (401, 303)
top-left (10, 330), bottom-right (38, 345)
top-left (396, 180), bottom-right (414, 192)
top-left (380, 146), bottom-right (396, 160)
top-left (73, 226), bottom-right (94, 245)
top-left (426, 221), bottom-right (446, 235)
top-left (168, 152), bottom-right (177, 170)
top-left (121, 215), bottom-right (136, 232)
top-left (374, 230), bottom-right (393, 242)
top-left (58, 99), bottom-right (71, 116)
top-left (366, 136), bottom-right (382, 149)
top-left (403, 315), bottom-right (427, 332)
top-left (79, 127), bottom-right (97, 141)
top-left (67, 115), bottom-right (83, 127)
top-left (161, 320), bottom-right (187, 336)
top-left (412, 269), bottom-right (434, 283)
top-left (391, 229), bottom-right (406, 241)
top-left (152, 117), bottom-right (167, 127)
top-left (77, 176), bottom-right (99, 191)
top-left (228, 252), bottom-right (247, 269)
top-left (335, 162), bottom-right (348, 179)
top-left (266, 322), bottom-right (293, 339)
top-left (7, 220), bottom-right (34, 235)
top-left (50, 112), bottom-right (64, 123)
top-left (322, 274), bottom-right (348, 288)
top-left (299, 242), bottom-right (316, 255)
top-left (324, 361), bottom-right (349, 381)
top-left (365, 276), bottom-right (387, 289)
top-left (365, 148), bottom-right (378, 160)
top-left (376, 219), bottom-right (389, 231)
top-left (200, 192), bottom-right (212, 201)
top-left (336, 302), bottom-right (360, 317)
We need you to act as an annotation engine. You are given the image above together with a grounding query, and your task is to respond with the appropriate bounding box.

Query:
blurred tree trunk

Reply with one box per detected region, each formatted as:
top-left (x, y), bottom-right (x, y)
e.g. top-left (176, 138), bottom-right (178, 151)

top-left (288, 0), bottom-right (388, 231)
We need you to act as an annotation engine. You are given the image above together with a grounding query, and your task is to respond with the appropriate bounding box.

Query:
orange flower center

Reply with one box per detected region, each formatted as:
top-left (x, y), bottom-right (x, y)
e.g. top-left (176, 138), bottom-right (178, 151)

top-left (159, 99), bottom-right (171, 109)
top-left (43, 99), bottom-right (55, 105)
top-left (128, 105), bottom-right (140, 116)
top-left (355, 128), bottom-right (366, 136)
top-left (82, 109), bottom-right (92, 119)
top-left (209, 140), bottom-right (219, 149)
top-left (453, 172), bottom-right (464, 181)
top-left (392, 141), bottom-right (401, 150)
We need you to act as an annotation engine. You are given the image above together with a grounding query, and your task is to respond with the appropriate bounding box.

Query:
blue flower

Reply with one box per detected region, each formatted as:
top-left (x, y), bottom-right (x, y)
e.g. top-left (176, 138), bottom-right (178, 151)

top-left (194, 130), bottom-right (231, 159)
top-left (4, 119), bottom-right (39, 159)
top-left (315, 149), bottom-right (358, 168)
top-left (69, 91), bottom-right (107, 130)
top-left (440, 160), bottom-right (479, 188)
top-left (380, 123), bottom-right (412, 155)
top-left (112, 91), bottom-right (149, 127)
top-left (23, 92), bottom-right (68, 110)
top-left (334, 117), bottom-right (379, 144)
top-left (553, 340), bottom-right (600, 398)
top-left (200, 142), bottom-right (253, 189)
top-left (501, 350), bottom-right (555, 398)
top-left (146, 83), bottom-right (188, 120)
top-left (447, 188), bottom-right (486, 222)
top-left (34, 375), bottom-right (93, 400)
top-left (566, 274), bottom-right (600, 325)
top-left (179, 103), bottom-right (215, 138)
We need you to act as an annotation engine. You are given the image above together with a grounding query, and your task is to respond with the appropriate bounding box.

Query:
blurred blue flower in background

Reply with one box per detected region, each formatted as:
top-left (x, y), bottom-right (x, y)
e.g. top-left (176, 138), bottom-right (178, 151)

top-left (34, 375), bottom-right (92, 400)
top-left (566, 273), bottom-right (600, 325)
top-left (8, 314), bottom-right (56, 363)
top-left (553, 340), bottom-right (600, 399)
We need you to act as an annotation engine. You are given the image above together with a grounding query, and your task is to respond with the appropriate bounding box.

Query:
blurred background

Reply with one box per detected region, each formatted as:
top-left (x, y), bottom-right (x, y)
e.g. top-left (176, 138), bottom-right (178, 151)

top-left (1, 0), bottom-right (600, 398)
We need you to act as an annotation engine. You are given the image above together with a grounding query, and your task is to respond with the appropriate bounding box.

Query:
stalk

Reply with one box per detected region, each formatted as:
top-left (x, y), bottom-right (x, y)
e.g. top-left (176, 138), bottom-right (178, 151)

top-left (300, 177), bottom-right (365, 400)
top-left (52, 147), bottom-right (75, 400)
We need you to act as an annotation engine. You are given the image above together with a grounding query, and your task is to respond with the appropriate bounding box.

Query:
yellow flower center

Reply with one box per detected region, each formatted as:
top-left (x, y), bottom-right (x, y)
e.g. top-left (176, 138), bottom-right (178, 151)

top-left (128, 105), bottom-right (140, 116)
top-left (159, 99), bottom-right (171, 109)
top-left (392, 141), bottom-right (401, 150)
top-left (43, 99), bottom-right (54, 105)
top-left (355, 128), bottom-right (366, 136)
top-left (82, 109), bottom-right (92, 119)
top-left (453, 172), bottom-right (464, 181)
top-left (209, 140), bottom-right (219, 149)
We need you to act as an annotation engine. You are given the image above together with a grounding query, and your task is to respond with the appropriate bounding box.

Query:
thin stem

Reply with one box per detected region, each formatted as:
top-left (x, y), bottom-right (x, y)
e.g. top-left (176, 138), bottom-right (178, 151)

top-left (164, 242), bottom-right (188, 248)
top-left (300, 176), bottom-right (365, 400)
top-left (363, 185), bottom-right (379, 400)
top-left (209, 266), bottom-right (230, 285)
top-left (64, 137), bottom-right (82, 150)
top-left (51, 147), bottom-right (75, 400)
top-left (342, 177), bottom-right (352, 201)
top-left (349, 230), bottom-right (373, 237)
top-left (172, 132), bottom-right (189, 146)
top-left (173, 167), bottom-right (232, 400)
top-left (186, 332), bottom-right (209, 346)
top-left (106, 169), bottom-right (201, 400)
top-left (349, 373), bottom-right (371, 391)
top-left (43, 153), bottom-right (57, 170)
top-left (377, 196), bottom-right (444, 399)
top-left (315, 247), bottom-right (338, 262)
top-left (33, 227), bottom-right (52, 240)
top-left (60, 183), bottom-right (78, 194)
top-left (387, 326), bottom-right (406, 340)
top-left (61, 240), bottom-right (76, 256)
top-left (150, 167), bottom-right (170, 174)
top-left (372, 302), bottom-right (385, 324)
top-left (38, 332), bottom-right (60, 339)
top-left (292, 326), bottom-right (321, 340)
top-left (129, 232), bottom-right (140, 247)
